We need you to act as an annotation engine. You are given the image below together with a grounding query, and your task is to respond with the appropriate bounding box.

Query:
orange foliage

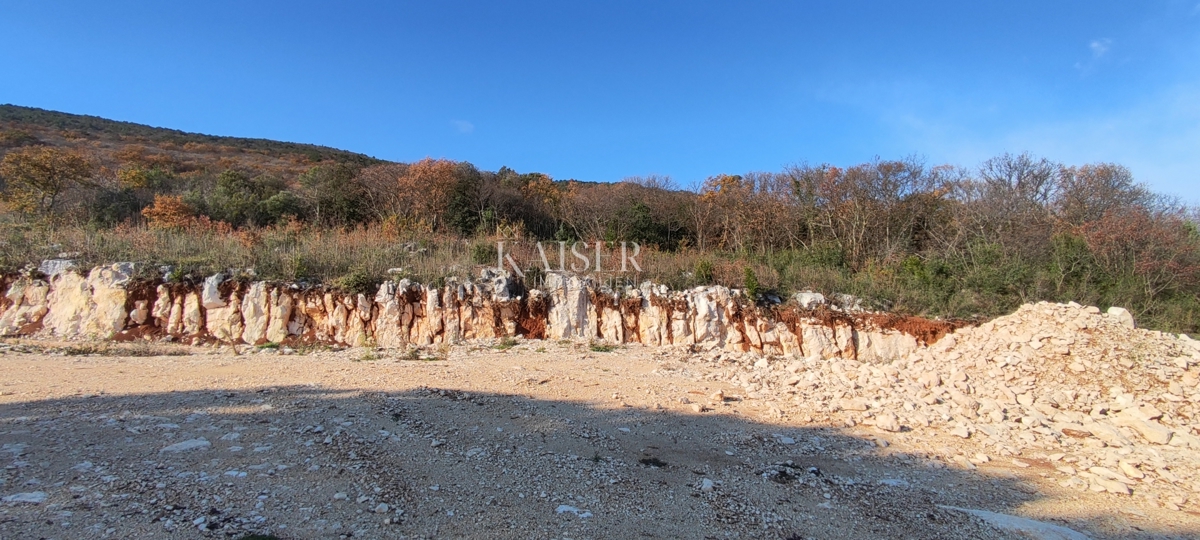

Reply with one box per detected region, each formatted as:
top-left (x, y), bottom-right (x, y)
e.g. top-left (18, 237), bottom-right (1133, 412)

top-left (141, 195), bottom-right (196, 229)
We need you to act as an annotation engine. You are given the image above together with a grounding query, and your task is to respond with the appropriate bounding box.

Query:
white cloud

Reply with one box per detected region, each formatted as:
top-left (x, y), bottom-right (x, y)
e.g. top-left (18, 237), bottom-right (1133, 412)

top-left (1074, 38), bottom-right (1113, 73)
top-left (451, 120), bottom-right (475, 134)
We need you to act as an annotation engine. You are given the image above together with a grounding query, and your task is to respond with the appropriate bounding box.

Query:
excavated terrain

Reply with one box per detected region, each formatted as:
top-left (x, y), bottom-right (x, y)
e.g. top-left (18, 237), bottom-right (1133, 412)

top-left (1, 264), bottom-right (1199, 538)
top-left (0, 301), bottom-right (1198, 539)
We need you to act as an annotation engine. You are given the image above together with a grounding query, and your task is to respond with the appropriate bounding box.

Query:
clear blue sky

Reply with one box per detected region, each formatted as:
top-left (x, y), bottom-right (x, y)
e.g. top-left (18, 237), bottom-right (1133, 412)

top-left (2, 1), bottom-right (1198, 200)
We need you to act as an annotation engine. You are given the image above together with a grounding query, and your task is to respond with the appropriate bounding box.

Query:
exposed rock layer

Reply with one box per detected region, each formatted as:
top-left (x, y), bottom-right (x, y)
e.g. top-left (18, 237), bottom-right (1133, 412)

top-left (0, 266), bottom-right (959, 360)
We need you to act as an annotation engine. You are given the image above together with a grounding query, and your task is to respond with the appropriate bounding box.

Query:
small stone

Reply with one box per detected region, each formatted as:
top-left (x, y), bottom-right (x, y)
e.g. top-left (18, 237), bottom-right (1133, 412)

top-left (1118, 460), bottom-right (1144, 480)
top-left (1095, 478), bottom-right (1131, 495)
top-left (690, 403), bottom-right (706, 413)
top-left (841, 397), bottom-right (870, 411)
top-left (2, 491), bottom-right (47, 504)
top-left (333, 492), bottom-right (348, 500)
top-left (159, 439), bottom-right (211, 453)
top-left (700, 478), bottom-right (715, 492)
top-left (949, 426), bottom-right (971, 439)
top-left (374, 503), bottom-right (389, 513)
top-left (874, 410), bottom-right (901, 432)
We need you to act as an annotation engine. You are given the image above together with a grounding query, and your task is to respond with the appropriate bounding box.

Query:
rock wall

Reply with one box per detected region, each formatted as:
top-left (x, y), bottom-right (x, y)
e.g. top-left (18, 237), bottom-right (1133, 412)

top-left (0, 265), bottom-right (961, 360)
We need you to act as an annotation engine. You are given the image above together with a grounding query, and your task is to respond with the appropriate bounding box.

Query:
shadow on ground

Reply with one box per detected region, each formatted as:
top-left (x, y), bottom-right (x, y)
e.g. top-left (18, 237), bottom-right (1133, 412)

top-left (0, 384), bottom-right (1191, 539)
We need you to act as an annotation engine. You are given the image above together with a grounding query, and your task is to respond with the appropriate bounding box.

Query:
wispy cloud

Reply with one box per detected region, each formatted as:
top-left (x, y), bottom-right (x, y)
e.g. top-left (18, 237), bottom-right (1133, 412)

top-left (451, 120), bottom-right (475, 134)
top-left (1075, 38), bottom-right (1112, 73)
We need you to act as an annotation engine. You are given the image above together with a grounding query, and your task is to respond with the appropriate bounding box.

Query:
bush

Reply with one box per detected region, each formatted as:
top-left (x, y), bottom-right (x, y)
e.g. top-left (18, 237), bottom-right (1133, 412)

top-left (332, 268), bottom-right (379, 296)
top-left (471, 243), bottom-right (494, 265)
top-left (743, 266), bottom-right (760, 300)
top-left (694, 260), bottom-right (714, 284)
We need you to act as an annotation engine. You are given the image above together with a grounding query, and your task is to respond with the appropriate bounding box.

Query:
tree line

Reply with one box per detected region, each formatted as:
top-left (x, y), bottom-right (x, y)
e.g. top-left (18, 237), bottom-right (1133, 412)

top-left (1, 131), bottom-right (1197, 333)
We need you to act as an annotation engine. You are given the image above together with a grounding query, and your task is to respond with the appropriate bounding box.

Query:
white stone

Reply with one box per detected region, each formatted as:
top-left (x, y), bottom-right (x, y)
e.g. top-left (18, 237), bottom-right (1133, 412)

top-left (159, 438), bottom-right (211, 453)
top-left (201, 273), bottom-right (226, 309)
top-left (1106, 306), bottom-right (1135, 329)
top-left (2, 491), bottom-right (47, 504)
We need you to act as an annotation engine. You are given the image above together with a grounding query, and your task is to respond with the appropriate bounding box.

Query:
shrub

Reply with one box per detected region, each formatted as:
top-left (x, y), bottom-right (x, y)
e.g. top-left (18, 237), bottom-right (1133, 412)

top-left (743, 266), bottom-right (760, 300)
top-left (694, 260), bottom-right (714, 284)
top-left (332, 268), bottom-right (378, 296)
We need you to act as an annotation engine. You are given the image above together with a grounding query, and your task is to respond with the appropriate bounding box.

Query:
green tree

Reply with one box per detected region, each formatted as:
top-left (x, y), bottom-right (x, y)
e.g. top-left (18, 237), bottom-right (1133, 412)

top-left (298, 163), bottom-right (368, 226)
top-left (0, 146), bottom-right (93, 215)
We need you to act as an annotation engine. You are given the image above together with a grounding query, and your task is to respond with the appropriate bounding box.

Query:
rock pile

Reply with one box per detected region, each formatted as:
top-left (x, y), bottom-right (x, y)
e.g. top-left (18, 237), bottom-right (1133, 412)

top-left (712, 301), bottom-right (1200, 509)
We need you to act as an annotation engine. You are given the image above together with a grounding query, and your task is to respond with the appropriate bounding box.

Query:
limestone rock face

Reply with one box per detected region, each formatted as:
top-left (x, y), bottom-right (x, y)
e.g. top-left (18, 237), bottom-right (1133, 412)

top-left (202, 273), bottom-right (227, 309)
top-left (545, 272), bottom-right (590, 339)
top-left (0, 278), bottom-right (50, 334)
top-left (83, 264), bottom-right (133, 338)
top-left (857, 329), bottom-right (921, 363)
top-left (205, 291), bottom-right (244, 342)
top-left (690, 287), bottom-right (728, 348)
top-left (373, 281), bottom-right (406, 348)
top-left (265, 289), bottom-right (294, 343)
top-left (182, 292), bottom-right (203, 336)
top-left (151, 285), bottom-right (173, 328)
top-left (5, 264), bottom-right (969, 365)
top-left (240, 282), bottom-right (270, 344)
top-left (42, 271), bottom-right (92, 336)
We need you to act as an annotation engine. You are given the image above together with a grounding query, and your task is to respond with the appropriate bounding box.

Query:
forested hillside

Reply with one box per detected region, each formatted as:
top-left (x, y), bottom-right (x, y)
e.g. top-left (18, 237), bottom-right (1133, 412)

top-left (1, 104), bottom-right (1197, 334)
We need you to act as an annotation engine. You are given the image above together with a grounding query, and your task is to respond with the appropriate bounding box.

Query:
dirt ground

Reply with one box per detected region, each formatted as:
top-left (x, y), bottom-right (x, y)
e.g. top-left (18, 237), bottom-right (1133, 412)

top-left (1, 340), bottom-right (1197, 539)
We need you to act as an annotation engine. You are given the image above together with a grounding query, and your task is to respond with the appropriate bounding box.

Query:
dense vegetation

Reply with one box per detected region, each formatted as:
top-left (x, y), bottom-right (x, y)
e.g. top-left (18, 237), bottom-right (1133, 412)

top-left (2, 104), bottom-right (1197, 334)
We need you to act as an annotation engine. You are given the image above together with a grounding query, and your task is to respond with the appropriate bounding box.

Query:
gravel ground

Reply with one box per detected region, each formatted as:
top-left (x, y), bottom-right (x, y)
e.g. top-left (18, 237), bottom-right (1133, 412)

top-left (0, 340), bottom-right (1196, 539)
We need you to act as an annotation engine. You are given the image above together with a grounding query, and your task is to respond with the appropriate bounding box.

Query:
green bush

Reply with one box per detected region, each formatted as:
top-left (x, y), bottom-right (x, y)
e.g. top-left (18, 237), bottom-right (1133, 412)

top-left (332, 268), bottom-right (378, 296)
top-left (743, 266), bottom-right (760, 300)
top-left (694, 260), bottom-right (714, 284)
top-left (471, 243), bottom-right (495, 265)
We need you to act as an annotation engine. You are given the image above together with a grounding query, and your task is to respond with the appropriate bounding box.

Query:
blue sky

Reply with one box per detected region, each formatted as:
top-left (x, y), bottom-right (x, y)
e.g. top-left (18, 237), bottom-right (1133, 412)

top-left (2, 1), bottom-right (1198, 201)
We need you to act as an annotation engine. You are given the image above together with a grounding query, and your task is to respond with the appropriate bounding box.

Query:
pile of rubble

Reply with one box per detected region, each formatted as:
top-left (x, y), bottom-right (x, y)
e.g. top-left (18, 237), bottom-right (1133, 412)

top-left (714, 301), bottom-right (1199, 510)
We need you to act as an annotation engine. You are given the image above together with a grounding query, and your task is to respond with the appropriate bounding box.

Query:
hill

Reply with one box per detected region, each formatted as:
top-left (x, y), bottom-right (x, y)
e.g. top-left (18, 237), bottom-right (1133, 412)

top-left (0, 104), bottom-right (382, 167)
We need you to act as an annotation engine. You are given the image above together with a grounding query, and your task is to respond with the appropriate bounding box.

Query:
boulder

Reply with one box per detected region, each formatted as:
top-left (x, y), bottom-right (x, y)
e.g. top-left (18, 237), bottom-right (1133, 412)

top-left (1106, 306), bottom-right (1135, 329)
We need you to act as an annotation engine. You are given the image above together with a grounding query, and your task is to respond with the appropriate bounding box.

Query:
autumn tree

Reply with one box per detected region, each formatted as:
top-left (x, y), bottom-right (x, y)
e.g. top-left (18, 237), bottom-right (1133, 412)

top-left (1056, 163), bottom-right (1149, 226)
top-left (0, 146), bottom-right (93, 215)
top-left (141, 194), bottom-right (197, 229)
top-left (393, 158), bottom-right (464, 232)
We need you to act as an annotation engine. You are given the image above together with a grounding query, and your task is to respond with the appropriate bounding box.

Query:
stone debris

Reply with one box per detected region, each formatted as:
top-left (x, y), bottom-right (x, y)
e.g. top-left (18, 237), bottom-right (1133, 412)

top-left (706, 301), bottom-right (1200, 508)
